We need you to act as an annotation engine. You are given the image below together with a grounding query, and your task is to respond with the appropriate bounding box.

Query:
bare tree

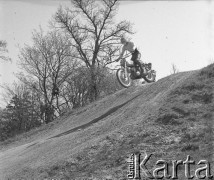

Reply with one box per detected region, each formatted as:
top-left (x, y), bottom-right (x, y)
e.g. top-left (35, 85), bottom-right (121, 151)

top-left (54, 0), bottom-right (133, 101)
top-left (0, 40), bottom-right (11, 61)
top-left (62, 67), bottom-right (91, 109)
top-left (18, 29), bottom-right (79, 123)
top-left (171, 63), bottom-right (179, 74)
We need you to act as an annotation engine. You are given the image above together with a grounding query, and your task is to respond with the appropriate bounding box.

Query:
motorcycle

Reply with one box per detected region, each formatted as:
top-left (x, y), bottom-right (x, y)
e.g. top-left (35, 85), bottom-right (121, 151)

top-left (116, 55), bottom-right (156, 88)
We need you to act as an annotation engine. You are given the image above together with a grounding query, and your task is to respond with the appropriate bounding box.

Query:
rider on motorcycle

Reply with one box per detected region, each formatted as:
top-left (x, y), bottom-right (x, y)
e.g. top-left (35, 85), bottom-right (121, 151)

top-left (116, 37), bottom-right (141, 75)
top-left (116, 37), bottom-right (140, 63)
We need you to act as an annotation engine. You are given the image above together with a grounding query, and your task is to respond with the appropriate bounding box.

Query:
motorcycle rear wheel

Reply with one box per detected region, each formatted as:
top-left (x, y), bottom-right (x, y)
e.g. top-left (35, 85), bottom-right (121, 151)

top-left (134, 61), bottom-right (156, 83)
top-left (144, 70), bottom-right (156, 83)
top-left (116, 68), bottom-right (132, 88)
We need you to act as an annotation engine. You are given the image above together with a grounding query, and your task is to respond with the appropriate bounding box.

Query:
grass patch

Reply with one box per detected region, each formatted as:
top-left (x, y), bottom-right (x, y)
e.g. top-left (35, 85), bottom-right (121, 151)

top-left (171, 107), bottom-right (190, 117)
top-left (170, 82), bottom-right (205, 96)
top-left (156, 113), bottom-right (181, 126)
top-left (181, 144), bottom-right (199, 152)
top-left (191, 92), bottom-right (213, 104)
top-left (199, 63), bottom-right (214, 78)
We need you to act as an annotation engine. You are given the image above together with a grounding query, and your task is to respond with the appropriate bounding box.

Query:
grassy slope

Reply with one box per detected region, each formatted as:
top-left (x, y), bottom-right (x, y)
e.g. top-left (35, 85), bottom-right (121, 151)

top-left (0, 64), bottom-right (214, 180)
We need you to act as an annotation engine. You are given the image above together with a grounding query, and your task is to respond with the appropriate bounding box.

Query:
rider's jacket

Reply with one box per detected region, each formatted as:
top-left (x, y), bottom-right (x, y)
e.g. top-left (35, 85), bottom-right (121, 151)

top-left (119, 41), bottom-right (135, 59)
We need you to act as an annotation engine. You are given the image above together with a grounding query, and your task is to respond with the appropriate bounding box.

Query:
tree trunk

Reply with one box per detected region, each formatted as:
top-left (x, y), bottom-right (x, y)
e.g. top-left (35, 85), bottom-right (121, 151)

top-left (89, 68), bottom-right (98, 102)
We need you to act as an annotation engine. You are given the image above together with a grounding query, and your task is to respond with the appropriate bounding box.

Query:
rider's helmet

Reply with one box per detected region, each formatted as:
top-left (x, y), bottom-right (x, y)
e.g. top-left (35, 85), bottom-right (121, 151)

top-left (120, 37), bottom-right (127, 44)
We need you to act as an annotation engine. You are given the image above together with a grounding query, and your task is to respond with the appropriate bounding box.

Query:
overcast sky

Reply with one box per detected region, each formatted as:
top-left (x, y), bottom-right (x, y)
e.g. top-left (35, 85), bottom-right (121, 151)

top-left (0, 0), bottom-right (214, 106)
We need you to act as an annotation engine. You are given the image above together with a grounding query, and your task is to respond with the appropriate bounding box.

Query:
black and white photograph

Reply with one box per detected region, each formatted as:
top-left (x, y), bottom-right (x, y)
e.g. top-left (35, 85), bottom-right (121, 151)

top-left (0, 0), bottom-right (214, 179)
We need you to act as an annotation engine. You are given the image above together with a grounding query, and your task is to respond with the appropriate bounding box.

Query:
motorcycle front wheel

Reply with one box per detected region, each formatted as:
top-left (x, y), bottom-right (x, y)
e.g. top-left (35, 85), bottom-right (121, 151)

top-left (116, 68), bottom-right (132, 88)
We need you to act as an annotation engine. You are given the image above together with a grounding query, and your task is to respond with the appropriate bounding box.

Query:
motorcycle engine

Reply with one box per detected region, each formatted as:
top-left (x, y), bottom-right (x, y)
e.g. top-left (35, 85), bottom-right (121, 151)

top-left (130, 67), bottom-right (141, 79)
top-left (130, 67), bottom-right (136, 79)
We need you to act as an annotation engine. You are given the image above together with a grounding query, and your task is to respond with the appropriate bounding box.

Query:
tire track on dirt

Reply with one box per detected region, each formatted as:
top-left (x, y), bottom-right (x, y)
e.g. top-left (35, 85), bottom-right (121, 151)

top-left (49, 91), bottom-right (144, 139)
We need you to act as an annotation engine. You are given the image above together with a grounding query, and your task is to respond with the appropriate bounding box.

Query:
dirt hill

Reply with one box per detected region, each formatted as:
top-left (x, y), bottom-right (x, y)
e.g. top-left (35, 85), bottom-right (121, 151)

top-left (0, 64), bottom-right (214, 180)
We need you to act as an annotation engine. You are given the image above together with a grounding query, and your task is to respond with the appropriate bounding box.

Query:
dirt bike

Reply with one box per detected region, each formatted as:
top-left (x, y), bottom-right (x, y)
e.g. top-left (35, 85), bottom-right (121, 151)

top-left (116, 55), bottom-right (156, 88)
